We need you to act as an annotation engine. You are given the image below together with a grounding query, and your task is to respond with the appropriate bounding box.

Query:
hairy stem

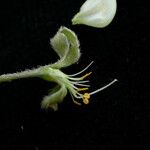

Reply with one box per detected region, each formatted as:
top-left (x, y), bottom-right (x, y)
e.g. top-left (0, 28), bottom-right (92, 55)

top-left (0, 68), bottom-right (44, 83)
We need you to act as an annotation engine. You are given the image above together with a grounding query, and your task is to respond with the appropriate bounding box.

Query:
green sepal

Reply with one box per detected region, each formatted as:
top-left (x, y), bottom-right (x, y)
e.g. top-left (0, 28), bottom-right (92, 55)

top-left (50, 26), bottom-right (81, 69)
top-left (41, 84), bottom-right (67, 111)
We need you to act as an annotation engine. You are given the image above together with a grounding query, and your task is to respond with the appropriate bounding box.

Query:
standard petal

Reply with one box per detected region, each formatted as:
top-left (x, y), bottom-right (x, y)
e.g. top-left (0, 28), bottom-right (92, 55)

top-left (72, 0), bottom-right (117, 28)
top-left (50, 26), bottom-right (81, 69)
top-left (41, 84), bottom-right (67, 110)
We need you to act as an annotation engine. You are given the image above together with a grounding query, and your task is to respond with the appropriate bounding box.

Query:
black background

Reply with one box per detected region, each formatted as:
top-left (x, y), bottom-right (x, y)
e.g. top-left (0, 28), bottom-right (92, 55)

top-left (0, 0), bottom-right (149, 149)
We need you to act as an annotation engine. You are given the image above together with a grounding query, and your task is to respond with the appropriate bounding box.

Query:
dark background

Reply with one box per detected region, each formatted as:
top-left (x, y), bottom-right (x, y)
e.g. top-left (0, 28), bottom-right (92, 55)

top-left (0, 0), bottom-right (149, 149)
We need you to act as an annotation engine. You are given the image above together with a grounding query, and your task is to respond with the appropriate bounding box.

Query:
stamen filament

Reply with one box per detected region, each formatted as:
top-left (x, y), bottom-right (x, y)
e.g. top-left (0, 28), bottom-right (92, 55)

top-left (68, 83), bottom-right (78, 90)
top-left (70, 80), bottom-right (89, 84)
top-left (68, 77), bottom-right (83, 81)
top-left (90, 79), bottom-right (118, 95)
top-left (70, 92), bottom-right (82, 105)
top-left (67, 85), bottom-right (83, 98)
top-left (68, 61), bottom-right (94, 77)
top-left (72, 82), bottom-right (90, 87)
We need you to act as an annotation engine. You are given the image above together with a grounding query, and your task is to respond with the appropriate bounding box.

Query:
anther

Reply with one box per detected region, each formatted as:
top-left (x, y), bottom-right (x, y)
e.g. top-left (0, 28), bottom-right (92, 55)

top-left (83, 93), bottom-right (90, 104)
top-left (77, 88), bottom-right (89, 91)
top-left (81, 72), bottom-right (92, 80)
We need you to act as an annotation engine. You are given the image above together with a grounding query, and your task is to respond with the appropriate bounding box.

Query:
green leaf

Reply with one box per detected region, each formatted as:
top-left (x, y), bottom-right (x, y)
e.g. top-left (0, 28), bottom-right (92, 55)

top-left (41, 84), bottom-right (67, 111)
top-left (50, 26), bottom-right (81, 69)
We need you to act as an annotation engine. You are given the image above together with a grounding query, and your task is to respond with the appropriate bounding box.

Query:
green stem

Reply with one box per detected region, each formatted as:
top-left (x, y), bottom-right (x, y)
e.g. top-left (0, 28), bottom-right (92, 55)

top-left (0, 68), bottom-right (44, 83)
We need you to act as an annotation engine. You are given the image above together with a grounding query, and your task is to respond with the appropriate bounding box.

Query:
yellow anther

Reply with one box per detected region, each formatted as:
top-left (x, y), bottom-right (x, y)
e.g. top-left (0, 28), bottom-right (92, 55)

top-left (77, 88), bottom-right (88, 91)
top-left (83, 93), bottom-right (90, 104)
top-left (81, 72), bottom-right (92, 80)
top-left (83, 98), bottom-right (89, 104)
top-left (83, 93), bottom-right (90, 99)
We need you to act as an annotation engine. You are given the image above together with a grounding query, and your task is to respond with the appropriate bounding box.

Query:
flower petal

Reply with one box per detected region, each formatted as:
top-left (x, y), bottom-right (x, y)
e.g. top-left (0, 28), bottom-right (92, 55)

top-left (72, 0), bottom-right (117, 28)
top-left (41, 84), bottom-right (67, 111)
top-left (50, 26), bottom-right (81, 68)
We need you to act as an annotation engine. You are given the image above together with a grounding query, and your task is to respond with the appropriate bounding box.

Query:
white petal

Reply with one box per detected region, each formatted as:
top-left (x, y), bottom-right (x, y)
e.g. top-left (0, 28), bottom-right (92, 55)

top-left (72, 0), bottom-right (117, 28)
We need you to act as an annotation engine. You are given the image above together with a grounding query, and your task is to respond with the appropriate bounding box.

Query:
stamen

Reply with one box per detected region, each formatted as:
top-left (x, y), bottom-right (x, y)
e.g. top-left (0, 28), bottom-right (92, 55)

top-left (68, 61), bottom-right (94, 77)
top-left (68, 73), bottom-right (91, 81)
top-left (73, 99), bottom-right (82, 106)
top-left (80, 72), bottom-right (92, 80)
top-left (70, 92), bottom-right (82, 106)
top-left (77, 88), bottom-right (88, 91)
top-left (68, 87), bottom-right (82, 99)
top-left (83, 93), bottom-right (90, 104)
top-left (90, 79), bottom-right (118, 95)
top-left (73, 80), bottom-right (90, 84)
top-left (72, 82), bottom-right (90, 87)
top-left (70, 80), bottom-right (89, 84)
top-left (68, 83), bottom-right (78, 90)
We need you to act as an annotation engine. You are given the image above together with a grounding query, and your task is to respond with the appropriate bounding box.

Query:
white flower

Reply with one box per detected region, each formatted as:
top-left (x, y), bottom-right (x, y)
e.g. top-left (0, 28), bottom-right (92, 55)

top-left (72, 0), bottom-right (117, 28)
top-left (40, 27), bottom-right (118, 110)
top-left (0, 26), bottom-right (118, 111)
top-left (41, 61), bottom-right (118, 111)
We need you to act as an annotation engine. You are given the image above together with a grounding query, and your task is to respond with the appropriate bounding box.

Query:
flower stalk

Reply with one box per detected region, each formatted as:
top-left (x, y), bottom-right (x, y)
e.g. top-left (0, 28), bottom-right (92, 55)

top-left (0, 68), bottom-right (42, 83)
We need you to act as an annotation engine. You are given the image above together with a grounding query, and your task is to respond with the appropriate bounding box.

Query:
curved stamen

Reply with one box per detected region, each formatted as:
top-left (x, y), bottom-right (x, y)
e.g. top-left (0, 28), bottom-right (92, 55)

top-left (70, 80), bottom-right (89, 84)
top-left (68, 61), bottom-right (94, 77)
top-left (90, 79), bottom-right (118, 95)
top-left (73, 92), bottom-right (83, 99)
top-left (72, 82), bottom-right (90, 87)
top-left (68, 72), bottom-right (92, 81)
top-left (68, 83), bottom-right (78, 90)
top-left (66, 84), bottom-right (83, 98)
top-left (64, 63), bottom-right (117, 106)
top-left (70, 92), bottom-right (82, 105)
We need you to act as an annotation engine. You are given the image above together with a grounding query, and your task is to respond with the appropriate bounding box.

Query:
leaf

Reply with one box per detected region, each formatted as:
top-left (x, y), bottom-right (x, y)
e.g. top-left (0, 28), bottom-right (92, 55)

top-left (41, 84), bottom-right (67, 111)
top-left (72, 0), bottom-right (117, 28)
top-left (50, 26), bottom-right (81, 69)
